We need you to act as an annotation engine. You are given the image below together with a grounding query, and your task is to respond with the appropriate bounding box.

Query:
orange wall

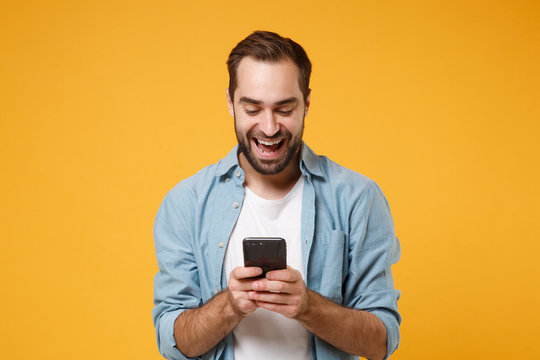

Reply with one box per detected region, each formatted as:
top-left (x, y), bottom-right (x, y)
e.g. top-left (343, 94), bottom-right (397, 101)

top-left (1, 1), bottom-right (539, 359)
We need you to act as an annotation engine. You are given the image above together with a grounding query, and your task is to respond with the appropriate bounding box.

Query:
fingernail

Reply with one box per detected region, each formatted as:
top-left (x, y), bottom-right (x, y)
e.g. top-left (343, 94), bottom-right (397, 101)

top-left (253, 282), bottom-right (258, 289)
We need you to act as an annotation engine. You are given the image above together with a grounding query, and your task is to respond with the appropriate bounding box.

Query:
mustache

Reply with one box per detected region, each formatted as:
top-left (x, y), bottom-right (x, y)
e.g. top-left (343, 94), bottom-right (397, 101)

top-left (247, 129), bottom-right (292, 140)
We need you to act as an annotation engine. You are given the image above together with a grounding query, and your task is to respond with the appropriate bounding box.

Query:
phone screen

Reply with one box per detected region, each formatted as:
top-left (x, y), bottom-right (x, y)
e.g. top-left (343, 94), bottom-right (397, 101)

top-left (242, 237), bottom-right (287, 277)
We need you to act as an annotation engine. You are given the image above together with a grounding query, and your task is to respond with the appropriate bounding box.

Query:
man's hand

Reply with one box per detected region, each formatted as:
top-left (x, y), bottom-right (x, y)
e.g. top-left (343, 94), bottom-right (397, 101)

top-left (244, 266), bottom-right (388, 359)
top-left (173, 266), bottom-right (262, 357)
top-left (246, 266), bottom-right (310, 319)
top-left (227, 266), bottom-right (263, 316)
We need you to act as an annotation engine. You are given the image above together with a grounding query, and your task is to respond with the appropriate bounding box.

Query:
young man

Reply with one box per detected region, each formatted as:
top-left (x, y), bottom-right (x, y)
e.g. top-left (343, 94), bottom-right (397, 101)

top-left (153, 31), bottom-right (401, 360)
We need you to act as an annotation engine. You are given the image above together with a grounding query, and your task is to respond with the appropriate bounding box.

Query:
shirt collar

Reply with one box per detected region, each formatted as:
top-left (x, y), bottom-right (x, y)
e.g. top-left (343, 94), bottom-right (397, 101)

top-left (215, 145), bottom-right (240, 177)
top-left (214, 142), bottom-right (324, 178)
top-left (299, 142), bottom-right (323, 177)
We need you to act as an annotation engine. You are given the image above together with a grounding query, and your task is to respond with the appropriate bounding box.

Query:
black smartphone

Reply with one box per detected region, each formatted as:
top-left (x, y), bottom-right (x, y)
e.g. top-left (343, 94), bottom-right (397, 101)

top-left (243, 237), bottom-right (287, 278)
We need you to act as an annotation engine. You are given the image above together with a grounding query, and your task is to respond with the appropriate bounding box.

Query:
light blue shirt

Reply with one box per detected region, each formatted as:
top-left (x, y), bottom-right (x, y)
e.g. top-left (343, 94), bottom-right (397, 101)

top-left (153, 143), bottom-right (401, 360)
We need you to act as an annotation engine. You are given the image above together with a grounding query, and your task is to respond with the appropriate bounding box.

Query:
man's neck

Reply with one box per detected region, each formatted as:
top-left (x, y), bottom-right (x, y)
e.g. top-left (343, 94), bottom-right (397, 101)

top-left (238, 151), bottom-right (302, 200)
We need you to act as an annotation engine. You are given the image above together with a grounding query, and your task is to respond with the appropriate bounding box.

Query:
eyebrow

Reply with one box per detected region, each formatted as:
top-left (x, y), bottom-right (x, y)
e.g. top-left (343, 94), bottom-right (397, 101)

top-left (276, 97), bottom-right (298, 106)
top-left (239, 96), bottom-right (298, 106)
top-left (239, 97), bottom-right (261, 105)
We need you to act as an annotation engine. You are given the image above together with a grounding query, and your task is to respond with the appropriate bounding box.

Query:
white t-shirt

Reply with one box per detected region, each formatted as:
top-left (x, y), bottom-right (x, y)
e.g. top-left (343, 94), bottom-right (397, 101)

top-left (224, 176), bottom-right (311, 360)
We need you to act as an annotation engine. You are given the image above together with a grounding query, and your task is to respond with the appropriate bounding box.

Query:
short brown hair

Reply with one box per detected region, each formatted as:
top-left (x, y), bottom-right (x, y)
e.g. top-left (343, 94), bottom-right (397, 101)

top-left (226, 31), bottom-right (312, 102)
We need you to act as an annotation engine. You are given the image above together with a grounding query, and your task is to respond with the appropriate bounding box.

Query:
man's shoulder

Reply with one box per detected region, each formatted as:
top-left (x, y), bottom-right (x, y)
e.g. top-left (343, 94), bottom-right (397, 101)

top-left (320, 155), bottom-right (372, 183)
top-left (311, 153), bottom-right (377, 195)
top-left (309, 152), bottom-right (391, 219)
top-left (168, 162), bottom-right (219, 198)
top-left (302, 143), bottom-right (373, 189)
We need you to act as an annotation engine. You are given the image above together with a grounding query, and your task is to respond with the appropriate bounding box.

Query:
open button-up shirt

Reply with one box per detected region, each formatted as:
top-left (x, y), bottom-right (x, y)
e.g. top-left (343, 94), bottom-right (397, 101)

top-left (153, 143), bottom-right (401, 360)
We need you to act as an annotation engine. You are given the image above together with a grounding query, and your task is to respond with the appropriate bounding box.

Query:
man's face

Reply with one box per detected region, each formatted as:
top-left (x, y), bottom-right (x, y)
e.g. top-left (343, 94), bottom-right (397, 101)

top-left (227, 57), bottom-right (310, 175)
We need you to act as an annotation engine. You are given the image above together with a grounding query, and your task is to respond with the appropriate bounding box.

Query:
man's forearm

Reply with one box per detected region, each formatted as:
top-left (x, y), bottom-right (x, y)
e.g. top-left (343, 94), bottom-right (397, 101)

top-left (295, 289), bottom-right (388, 360)
top-left (174, 290), bottom-right (242, 358)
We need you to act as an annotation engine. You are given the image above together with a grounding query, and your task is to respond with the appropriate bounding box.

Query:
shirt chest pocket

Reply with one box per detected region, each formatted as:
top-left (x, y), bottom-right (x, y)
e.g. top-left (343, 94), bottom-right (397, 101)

top-left (308, 230), bottom-right (347, 303)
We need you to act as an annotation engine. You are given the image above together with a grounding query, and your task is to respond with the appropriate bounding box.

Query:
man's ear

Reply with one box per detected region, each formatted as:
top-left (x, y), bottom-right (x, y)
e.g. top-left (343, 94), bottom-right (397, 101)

top-left (226, 88), bottom-right (234, 117)
top-left (304, 89), bottom-right (311, 116)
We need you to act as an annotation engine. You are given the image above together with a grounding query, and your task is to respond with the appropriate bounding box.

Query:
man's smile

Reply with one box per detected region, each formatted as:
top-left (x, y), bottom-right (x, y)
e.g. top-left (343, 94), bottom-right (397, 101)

top-left (253, 137), bottom-right (285, 157)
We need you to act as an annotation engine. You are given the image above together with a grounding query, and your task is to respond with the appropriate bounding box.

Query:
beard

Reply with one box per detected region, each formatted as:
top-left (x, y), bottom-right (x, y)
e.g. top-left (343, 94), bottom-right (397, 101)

top-left (235, 117), bottom-right (304, 176)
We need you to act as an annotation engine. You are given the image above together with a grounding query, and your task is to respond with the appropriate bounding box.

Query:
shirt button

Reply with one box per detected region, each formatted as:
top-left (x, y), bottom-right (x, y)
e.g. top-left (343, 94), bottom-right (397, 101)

top-left (233, 202), bottom-right (239, 209)
top-left (218, 241), bottom-right (224, 248)
top-left (235, 170), bottom-right (241, 177)
top-left (225, 177), bottom-right (230, 182)
top-left (214, 288), bottom-right (219, 294)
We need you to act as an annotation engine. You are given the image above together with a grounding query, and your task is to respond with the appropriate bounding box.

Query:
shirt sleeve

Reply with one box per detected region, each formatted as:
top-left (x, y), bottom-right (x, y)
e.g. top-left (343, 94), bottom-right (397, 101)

top-left (152, 189), bottom-right (201, 360)
top-left (345, 181), bottom-right (401, 360)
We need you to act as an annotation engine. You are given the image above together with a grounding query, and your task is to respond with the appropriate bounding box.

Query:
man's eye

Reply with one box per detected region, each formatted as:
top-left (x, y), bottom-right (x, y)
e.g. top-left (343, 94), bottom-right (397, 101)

top-left (277, 110), bottom-right (293, 115)
top-left (245, 109), bottom-right (260, 115)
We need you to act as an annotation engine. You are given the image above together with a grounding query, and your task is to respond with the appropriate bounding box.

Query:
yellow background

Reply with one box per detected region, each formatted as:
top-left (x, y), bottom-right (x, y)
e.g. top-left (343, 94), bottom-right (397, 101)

top-left (1, 0), bottom-right (539, 359)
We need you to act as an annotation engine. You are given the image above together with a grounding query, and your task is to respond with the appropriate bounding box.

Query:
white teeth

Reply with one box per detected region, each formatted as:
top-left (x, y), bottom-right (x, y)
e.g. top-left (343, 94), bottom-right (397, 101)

top-left (258, 139), bottom-right (282, 146)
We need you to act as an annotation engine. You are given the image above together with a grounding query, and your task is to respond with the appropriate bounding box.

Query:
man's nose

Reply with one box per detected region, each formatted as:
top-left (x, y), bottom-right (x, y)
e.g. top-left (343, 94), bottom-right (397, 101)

top-left (260, 110), bottom-right (279, 137)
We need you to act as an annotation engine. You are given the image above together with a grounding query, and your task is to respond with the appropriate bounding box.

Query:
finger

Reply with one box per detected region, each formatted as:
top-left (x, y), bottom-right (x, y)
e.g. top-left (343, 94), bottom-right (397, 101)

top-left (254, 279), bottom-right (305, 297)
top-left (227, 289), bottom-right (259, 316)
top-left (228, 278), bottom-right (259, 291)
top-left (255, 301), bottom-right (298, 318)
top-left (237, 300), bottom-right (258, 315)
top-left (229, 275), bottom-right (262, 291)
top-left (252, 279), bottom-right (289, 293)
top-left (249, 290), bottom-right (296, 305)
top-left (231, 266), bottom-right (263, 280)
top-left (265, 267), bottom-right (300, 282)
